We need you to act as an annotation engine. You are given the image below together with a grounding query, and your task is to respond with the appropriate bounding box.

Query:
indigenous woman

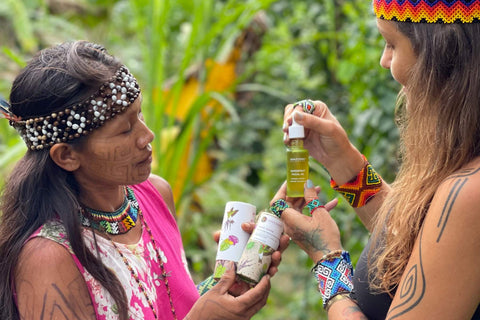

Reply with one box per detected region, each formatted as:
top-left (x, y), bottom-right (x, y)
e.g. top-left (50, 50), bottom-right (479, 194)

top-left (0, 41), bottom-right (285, 320)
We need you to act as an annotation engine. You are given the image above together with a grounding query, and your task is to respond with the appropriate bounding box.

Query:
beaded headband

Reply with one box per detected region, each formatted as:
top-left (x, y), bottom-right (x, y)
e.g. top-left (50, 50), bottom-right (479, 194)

top-left (1, 65), bottom-right (140, 150)
top-left (373, 0), bottom-right (480, 23)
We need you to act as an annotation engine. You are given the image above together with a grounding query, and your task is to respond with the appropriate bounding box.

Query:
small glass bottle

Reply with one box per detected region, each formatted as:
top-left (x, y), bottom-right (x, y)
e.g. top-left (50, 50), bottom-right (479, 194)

top-left (286, 112), bottom-right (309, 197)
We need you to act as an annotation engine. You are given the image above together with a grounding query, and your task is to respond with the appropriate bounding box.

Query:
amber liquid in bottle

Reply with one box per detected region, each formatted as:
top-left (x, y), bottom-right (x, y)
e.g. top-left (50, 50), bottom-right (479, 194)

top-left (286, 139), bottom-right (309, 197)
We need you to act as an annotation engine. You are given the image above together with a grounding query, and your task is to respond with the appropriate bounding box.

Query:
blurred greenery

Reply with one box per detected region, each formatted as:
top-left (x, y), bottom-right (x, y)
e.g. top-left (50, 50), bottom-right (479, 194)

top-left (0, 0), bottom-right (400, 319)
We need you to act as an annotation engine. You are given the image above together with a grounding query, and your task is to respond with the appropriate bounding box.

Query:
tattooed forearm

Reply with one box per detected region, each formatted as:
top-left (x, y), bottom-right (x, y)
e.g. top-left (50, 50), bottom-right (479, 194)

top-left (436, 178), bottom-right (467, 242)
top-left (386, 226), bottom-right (426, 320)
top-left (290, 226), bottom-right (330, 256)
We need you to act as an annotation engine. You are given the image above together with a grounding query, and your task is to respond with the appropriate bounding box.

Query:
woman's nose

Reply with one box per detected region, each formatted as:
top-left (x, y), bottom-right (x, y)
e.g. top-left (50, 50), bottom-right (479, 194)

top-left (380, 48), bottom-right (391, 69)
top-left (137, 122), bottom-right (154, 149)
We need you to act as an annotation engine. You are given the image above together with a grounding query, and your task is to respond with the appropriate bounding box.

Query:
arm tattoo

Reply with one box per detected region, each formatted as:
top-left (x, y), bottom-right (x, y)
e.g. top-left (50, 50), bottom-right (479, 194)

top-left (436, 177), bottom-right (467, 242)
top-left (290, 226), bottom-right (329, 256)
top-left (19, 275), bottom-right (95, 320)
top-left (445, 167), bottom-right (480, 180)
top-left (386, 226), bottom-right (426, 320)
top-left (384, 169), bottom-right (478, 319)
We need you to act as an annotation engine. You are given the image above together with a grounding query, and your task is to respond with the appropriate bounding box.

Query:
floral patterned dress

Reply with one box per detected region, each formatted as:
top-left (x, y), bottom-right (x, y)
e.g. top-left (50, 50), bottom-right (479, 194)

top-left (27, 180), bottom-right (199, 320)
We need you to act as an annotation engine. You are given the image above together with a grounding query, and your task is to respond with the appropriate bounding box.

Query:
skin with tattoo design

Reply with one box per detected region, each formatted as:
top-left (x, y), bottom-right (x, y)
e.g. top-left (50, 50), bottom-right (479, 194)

top-left (277, 5), bottom-right (480, 320)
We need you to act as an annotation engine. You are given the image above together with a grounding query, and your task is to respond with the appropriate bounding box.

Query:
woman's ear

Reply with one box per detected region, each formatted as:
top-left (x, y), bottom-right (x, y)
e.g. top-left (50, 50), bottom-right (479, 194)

top-left (49, 143), bottom-right (81, 172)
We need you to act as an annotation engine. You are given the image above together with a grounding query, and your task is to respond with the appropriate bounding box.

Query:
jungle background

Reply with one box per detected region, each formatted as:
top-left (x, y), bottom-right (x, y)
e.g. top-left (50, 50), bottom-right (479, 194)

top-left (0, 0), bottom-right (401, 319)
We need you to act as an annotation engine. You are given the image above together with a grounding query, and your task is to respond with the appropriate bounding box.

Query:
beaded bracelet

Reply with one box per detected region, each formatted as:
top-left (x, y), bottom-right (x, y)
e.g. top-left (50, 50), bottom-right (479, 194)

top-left (330, 155), bottom-right (382, 208)
top-left (270, 199), bottom-right (289, 218)
top-left (312, 250), bottom-right (354, 309)
top-left (196, 275), bottom-right (218, 295)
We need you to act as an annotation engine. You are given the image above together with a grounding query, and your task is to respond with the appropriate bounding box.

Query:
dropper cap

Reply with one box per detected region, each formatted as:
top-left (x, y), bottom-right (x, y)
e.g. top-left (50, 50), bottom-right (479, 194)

top-left (288, 111), bottom-right (305, 139)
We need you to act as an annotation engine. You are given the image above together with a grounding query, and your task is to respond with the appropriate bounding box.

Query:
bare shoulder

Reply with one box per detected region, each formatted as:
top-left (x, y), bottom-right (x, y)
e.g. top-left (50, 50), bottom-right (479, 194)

top-left (386, 161), bottom-right (480, 319)
top-left (435, 160), bottom-right (480, 225)
top-left (15, 237), bottom-right (96, 319)
top-left (429, 161), bottom-right (480, 239)
top-left (148, 173), bottom-right (176, 217)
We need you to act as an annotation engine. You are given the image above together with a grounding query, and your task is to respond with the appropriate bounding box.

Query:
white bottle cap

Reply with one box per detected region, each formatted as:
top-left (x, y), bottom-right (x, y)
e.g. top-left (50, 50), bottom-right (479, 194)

top-left (288, 111), bottom-right (305, 139)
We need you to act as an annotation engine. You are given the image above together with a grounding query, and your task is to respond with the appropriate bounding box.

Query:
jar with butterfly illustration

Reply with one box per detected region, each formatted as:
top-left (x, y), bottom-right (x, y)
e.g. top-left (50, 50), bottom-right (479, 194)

top-left (213, 201), bottom-right (256, 280)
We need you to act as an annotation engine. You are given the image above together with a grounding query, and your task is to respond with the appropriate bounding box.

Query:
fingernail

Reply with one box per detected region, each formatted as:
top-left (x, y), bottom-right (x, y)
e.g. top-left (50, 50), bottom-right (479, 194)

top-left (293, 110), bottom-right (303, 121)
top-left (306, 179), bottom-right (314, 188)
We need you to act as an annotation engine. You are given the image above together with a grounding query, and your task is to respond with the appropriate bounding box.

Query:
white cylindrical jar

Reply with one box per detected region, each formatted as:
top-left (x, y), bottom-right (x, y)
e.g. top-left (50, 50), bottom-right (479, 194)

top-left (213, 201), bottom-right (256, 279)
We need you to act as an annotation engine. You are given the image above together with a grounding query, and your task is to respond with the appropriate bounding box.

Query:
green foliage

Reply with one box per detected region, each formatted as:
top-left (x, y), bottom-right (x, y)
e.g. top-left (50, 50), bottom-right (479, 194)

top-left (0, 0), bottom-right (400, 319)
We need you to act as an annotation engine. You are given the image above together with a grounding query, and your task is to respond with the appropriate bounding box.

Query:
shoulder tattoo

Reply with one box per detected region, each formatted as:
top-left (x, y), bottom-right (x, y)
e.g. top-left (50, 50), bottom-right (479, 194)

top-left (386, 226), bottom-right (426, 320)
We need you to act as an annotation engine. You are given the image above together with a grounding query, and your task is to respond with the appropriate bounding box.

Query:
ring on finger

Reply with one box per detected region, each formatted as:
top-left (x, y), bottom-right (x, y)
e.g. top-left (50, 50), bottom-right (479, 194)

top-left (306, 198), bottom-right (324, 215)
top-left (293, 99), bottom-right (315, 114)
top-left (270, 199), bottom-right (289, 217)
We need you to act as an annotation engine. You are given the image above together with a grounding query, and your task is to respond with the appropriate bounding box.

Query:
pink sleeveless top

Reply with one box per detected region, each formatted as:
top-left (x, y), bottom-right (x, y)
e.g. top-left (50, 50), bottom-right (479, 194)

top-left (28, 180), bottom-right (199, 319)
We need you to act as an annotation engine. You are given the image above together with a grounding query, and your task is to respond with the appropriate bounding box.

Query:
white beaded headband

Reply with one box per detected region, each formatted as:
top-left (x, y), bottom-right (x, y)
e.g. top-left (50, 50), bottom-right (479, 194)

top-left (1, 65), bottom-right (140, 150)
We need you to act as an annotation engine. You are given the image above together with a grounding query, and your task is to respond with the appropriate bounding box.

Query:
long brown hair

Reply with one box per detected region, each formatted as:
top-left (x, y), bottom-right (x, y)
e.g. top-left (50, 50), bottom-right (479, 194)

top-left (0, 41), bottom-right (129, 319)
top-left (370, 22), bottom-right (480, 294)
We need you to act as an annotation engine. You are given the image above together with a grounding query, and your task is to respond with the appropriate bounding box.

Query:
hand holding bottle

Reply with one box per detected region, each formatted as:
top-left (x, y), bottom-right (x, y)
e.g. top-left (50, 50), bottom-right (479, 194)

top-left (283, 101), bottom-right (364, 185)
top-left (272, 180), bottom-right (343, 263)
top-left (185, 263), bottom-right (271, 320)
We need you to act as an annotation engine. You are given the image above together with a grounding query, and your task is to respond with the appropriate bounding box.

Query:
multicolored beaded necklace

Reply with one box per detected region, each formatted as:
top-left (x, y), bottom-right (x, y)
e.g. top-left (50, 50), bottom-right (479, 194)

top-left (81, 186), bottom-right (138, 235)
top-left (81, 186), bottom-right (177, 319)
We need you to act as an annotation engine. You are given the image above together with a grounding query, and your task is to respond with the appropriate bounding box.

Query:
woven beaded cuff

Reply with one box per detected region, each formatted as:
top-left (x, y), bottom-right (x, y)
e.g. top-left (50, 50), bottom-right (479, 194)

top-left (330, 155), bottom-right (382, 208)
top-left (196, 275), bottom-right (218, 296)
top-left (270, 199), bottom-right (289, 218)
top-left (312, 250), bottom-right (354, 309)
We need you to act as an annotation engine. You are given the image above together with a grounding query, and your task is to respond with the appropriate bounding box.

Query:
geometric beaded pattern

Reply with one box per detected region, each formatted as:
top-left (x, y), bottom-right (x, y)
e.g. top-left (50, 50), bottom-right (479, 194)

top-left (294, 99), bottom-right (315, 114)
top-left (312, 251), bottom-right (354, 308)
top-left (196, 275), bottom-right (218, 296)
top-left (270, 199), bottom-right (289, 218)
top-left (306, 198), bottom-right (324, 215)
top-left (373, 0), bottom-right (480, 24)
top-left (7, 65), bottom-right (140, 150)
top-left (81, 186), bottom-right (139, 235)
top-left (330, 157), bottom-right (382, 208)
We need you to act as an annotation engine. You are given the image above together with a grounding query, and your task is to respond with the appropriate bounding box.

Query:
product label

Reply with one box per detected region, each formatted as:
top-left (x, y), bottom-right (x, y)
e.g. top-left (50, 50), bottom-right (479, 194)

top-left (236, 212), bottom-right (284, 284)
top-left (250, 212), bottom-right (284, 249)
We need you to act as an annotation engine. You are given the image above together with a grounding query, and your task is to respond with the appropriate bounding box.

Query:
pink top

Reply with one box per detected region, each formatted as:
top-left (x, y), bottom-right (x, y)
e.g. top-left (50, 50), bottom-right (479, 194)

top-left (28, 180), bottom-right (199, 319)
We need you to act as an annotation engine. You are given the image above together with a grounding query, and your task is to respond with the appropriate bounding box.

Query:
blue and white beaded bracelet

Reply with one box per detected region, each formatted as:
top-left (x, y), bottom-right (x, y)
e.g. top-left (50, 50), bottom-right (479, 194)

top-left (312, 250), bottom-right (354, 309)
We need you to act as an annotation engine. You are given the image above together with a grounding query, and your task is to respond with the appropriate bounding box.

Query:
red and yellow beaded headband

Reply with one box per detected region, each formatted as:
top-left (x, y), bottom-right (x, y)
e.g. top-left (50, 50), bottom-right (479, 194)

top-left (373, 0), bottom-right (480, 23)
top-left (1, 65), bottom-right (140, 150)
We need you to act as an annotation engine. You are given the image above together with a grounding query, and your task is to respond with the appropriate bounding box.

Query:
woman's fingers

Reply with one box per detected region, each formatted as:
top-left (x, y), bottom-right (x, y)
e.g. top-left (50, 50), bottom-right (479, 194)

top-left (324, 198), bottom-right (339, 212)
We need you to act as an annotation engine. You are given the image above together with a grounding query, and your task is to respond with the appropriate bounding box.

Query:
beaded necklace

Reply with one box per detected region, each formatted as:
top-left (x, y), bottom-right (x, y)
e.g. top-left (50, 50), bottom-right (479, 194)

top-left (88, 187), bottom-right (177, 320)
top-left (81, 186), bottom-right (138, 235)
top-left (107, 210), bottom-right (177, 319)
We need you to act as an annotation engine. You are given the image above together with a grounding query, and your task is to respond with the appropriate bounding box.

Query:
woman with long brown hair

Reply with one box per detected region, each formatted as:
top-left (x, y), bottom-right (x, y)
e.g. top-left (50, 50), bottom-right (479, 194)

top-left (278, 0), bottom-right (480, 318)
